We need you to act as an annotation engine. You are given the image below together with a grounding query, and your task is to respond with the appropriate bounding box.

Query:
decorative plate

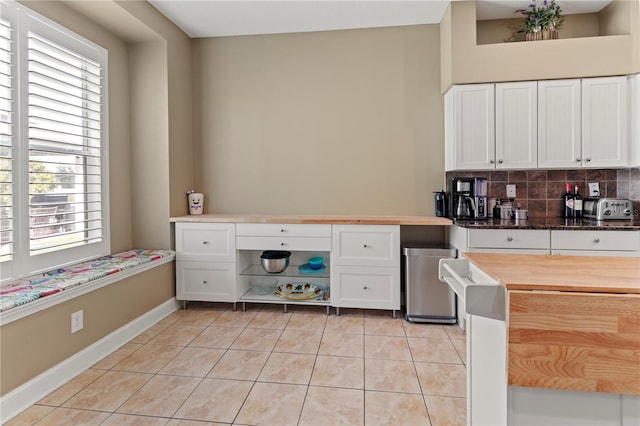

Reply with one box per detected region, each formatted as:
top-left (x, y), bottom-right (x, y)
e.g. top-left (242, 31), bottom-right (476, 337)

top-left (274, 282), bottom-right (323, 300)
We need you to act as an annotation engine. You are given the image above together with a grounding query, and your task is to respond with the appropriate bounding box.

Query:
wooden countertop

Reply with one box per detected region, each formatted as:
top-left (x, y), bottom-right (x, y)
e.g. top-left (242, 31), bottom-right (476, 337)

top-left (464, 252), bottom-right (640, 294)
top-left (170, 214), bottom-right (452, 226)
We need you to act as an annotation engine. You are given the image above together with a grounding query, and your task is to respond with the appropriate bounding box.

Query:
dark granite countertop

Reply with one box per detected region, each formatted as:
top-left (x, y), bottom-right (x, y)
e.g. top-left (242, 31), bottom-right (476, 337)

top-left (453, 217), bottom-right (640, 231)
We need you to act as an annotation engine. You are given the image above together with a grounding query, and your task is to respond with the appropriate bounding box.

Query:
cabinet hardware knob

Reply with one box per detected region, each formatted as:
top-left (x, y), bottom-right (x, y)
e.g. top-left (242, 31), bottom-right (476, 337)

top-left (576, 158), bottom-right (581, 162)
top-left (507, 236), bottom-right (513, 242)
top-left (489, 159), bottom-right (495, 164)
top-left (203, 280), bottom-right (208, 285)
top-left (363, 244), bottom-right (368, 248)
top-left (498, 159), bottom-right (503, 164)
top-left (594, 238), bottom-right (600, 243)
top-left (363, 286), bottom-right (368, 290)
top-left (202, 241), bottom-right (209, 245)
top-left (280, 242), bottom-right (286, 246)
top-left (585, 158), bottom-right (591, 162)
top-left (280, 229), bottom-right (285, 232)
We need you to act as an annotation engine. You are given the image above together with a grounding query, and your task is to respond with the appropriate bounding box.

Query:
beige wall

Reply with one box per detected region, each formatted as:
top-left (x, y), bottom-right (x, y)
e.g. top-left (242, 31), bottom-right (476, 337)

top-left (442, 0), bottom-right (640, 91)
top-left (1, 0), bottom-right (189, 397)
top-left (0, 263), bottom-right (175, 395)
top-left (194, 25), bottom-right (444, 215)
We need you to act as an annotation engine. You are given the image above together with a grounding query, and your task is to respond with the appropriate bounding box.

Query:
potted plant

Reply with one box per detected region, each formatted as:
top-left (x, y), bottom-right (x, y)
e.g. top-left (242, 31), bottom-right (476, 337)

top-left (516, 0), bottom-right (565, 41)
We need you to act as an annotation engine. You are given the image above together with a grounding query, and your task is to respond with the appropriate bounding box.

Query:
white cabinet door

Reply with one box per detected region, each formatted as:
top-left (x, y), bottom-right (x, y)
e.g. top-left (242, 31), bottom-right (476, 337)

top-left (331, 225), bottom-right (400, 267)
top-left (176, 261), bottom-right (237, 302)
top-left (175, 223), bottom-right (236, 262)
top-left (451, 84), bottom-right (496, 170)
top-left (538, 79), bottom-right (582, 168)
top-left (551, 230), bottom-right (640, 257)
top-left (331, 266), bottom-right (400, 310)
top-left (582, 76), bottom-right (628, 168)
top-left (629, 74), bottom-right (640, 167)
top-left (467, 229), bottom-right (550, 251)
top-left (495, 81), bottom-right (538, 169)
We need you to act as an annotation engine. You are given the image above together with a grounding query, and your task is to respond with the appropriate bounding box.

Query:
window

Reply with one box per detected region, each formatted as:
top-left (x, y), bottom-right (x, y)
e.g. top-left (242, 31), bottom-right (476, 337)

top-left (0, 0), bottom-right (109, 282)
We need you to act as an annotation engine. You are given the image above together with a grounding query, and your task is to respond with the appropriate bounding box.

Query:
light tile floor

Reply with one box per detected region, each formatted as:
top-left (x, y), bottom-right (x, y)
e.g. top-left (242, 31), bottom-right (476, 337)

top-left (8, 303), bottom-right (466, 426)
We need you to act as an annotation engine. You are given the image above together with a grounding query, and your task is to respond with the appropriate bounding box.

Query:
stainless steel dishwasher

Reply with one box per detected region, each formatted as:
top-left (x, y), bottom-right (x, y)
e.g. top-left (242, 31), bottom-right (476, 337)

top-left (402, 245), bottom-right (457, 323)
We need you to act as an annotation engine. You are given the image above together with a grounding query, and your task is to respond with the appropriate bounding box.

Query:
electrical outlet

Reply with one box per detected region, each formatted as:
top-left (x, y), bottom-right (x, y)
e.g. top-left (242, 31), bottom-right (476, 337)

top-left (71, 310), bottom-right (83, 333)
top-left (588, 182), bottom-right (600, 197)
top-left (506, 184), bottom-right (516, 198)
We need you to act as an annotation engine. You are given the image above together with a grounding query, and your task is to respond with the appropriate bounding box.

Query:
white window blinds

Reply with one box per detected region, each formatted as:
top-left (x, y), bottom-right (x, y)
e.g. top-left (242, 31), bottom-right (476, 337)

top-left (0, 0), bottom-right (109, 281)
top-left (27, 32), bottom-right (104, 255)
top-left (0, 17), bottom-right (13, 265)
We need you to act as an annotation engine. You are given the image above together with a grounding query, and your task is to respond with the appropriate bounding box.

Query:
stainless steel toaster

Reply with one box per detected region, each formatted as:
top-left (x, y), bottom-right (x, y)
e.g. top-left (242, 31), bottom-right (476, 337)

top-left (583, 198), bottom-right (633, 220)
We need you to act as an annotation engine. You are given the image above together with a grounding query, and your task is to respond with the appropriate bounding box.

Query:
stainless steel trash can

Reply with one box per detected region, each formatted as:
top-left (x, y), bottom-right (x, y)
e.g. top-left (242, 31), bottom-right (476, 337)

top-left (402, 245), bottom-right (457, 323)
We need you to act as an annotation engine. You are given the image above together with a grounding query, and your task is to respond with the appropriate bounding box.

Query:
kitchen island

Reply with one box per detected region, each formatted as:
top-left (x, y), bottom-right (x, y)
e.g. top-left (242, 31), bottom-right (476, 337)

top-left (440, 253), bottom-right (640, 426)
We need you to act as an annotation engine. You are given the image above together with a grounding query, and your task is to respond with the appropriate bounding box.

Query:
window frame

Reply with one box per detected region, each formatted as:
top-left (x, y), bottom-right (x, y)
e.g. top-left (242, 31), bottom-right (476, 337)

top-left (1, 0), bottom-right (109, 282)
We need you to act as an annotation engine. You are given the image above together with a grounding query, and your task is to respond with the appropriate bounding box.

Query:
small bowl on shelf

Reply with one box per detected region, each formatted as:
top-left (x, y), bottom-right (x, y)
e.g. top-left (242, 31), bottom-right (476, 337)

top-left (307, 256), bottom-right (324, 270)
top-left (248, 277), bottom-right (279, 295)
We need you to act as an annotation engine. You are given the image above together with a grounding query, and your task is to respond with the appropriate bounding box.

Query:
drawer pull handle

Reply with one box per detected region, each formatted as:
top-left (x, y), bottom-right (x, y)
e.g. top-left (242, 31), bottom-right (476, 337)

top-left (594, 238), bottom-right (600, 243)
top-left (202, 241), bottom-right (209, 245)
top-left (280, 229), bottom-right (286, 233)
top-left (280, 242), bottom-right (286, 246)
top-left (507, 236), bottom-right (513, 242)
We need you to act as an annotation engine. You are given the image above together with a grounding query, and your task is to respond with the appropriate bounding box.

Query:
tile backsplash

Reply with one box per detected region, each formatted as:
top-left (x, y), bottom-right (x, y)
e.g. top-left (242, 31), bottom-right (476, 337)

top-left (445, 168), bottom-right (640, 218)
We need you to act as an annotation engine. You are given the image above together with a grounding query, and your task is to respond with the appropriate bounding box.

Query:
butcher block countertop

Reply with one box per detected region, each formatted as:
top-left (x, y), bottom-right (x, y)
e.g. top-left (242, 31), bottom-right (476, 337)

top-left (464, 252), bottom-right (640, 395)
top-left (464, 252), bottom-right (640, 294)
top-left (170, 214), bottom-right (452, 226)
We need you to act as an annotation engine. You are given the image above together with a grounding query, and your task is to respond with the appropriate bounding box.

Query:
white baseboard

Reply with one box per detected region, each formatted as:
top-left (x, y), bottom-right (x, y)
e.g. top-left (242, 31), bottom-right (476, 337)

top-left (0, 298), bottom-right (180, 424)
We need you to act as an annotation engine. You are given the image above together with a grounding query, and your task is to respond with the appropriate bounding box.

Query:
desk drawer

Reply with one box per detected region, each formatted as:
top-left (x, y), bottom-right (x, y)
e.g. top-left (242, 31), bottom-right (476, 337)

top-left (552, 230), bottom-right (640, 252)
top-left (332, 225), bottom-right (400, 267)
top-left (236, 236), bottom-right (331, 251)
top-left (176, 223), bottom-right (236, 262)
top-left (236, 223), bottom-right (331, 238)
top-left (468, 229), bottom-right (549, 250)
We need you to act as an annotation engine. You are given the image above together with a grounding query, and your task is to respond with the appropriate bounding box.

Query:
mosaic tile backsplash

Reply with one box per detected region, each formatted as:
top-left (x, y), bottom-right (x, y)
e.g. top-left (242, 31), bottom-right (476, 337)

top-left (445, 168), bottom-right (640, 218)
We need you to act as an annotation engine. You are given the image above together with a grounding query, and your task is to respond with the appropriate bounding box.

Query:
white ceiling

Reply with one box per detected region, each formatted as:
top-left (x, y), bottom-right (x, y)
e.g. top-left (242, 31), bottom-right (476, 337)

top-left (148, 0), bottom-right (614, 38)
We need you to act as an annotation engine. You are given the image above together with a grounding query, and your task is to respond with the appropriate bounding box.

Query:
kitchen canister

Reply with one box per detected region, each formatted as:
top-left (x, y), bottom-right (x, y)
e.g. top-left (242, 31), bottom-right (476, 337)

top-left (187, 191), bottom-right (204, 215)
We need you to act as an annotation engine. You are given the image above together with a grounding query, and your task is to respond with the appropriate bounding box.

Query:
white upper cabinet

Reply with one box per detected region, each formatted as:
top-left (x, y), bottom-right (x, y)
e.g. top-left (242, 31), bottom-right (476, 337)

top-left (537, 79), bottom-right (581, 168)
top-left (581, 76), bottom-right (628, 168)
top-left (446, 75), bottom-right (633, 171)
top-left (445, 84), bottom-right (495, 170)
top-left (495, 81), bottom-right (538, 169)
top-left (629, 74), bottom-right (640, 167)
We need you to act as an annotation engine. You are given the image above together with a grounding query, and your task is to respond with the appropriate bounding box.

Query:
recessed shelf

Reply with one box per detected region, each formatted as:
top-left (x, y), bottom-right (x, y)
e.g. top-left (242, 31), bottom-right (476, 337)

top-left (239, 288), bottom-right (330, 306)
top-left (239, 264), bottom-right (330, 279)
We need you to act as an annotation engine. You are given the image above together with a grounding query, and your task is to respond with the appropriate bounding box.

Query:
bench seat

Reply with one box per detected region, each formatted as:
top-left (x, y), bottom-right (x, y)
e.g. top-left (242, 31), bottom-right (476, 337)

top-left (1, 249), bottom-right (175, 313)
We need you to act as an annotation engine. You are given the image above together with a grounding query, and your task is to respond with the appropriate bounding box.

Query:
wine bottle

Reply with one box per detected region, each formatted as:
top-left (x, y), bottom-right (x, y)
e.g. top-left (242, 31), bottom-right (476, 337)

top-left (562, 183), bottom-right (573, 218)
top-left (573, 184), bottom-right (583, 218)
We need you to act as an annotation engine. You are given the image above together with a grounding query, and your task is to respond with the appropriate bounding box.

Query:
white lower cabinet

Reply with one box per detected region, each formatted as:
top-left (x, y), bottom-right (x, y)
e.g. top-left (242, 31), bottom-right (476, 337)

top-left (176, 261), bottom-right (237, 303)
top-left (330, 225), bottom-right (401, 314)
top-left (174, 222), bottom-right (402, 313)
top-left (175, 223), bottom-right (237, 304)
top-left (330, 266), bottom-right (399, 311)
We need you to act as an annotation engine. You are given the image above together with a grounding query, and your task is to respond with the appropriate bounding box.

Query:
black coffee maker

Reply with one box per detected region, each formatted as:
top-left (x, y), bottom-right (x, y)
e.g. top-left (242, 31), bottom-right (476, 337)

top-left (449, 177), bottom-right (488, 219)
